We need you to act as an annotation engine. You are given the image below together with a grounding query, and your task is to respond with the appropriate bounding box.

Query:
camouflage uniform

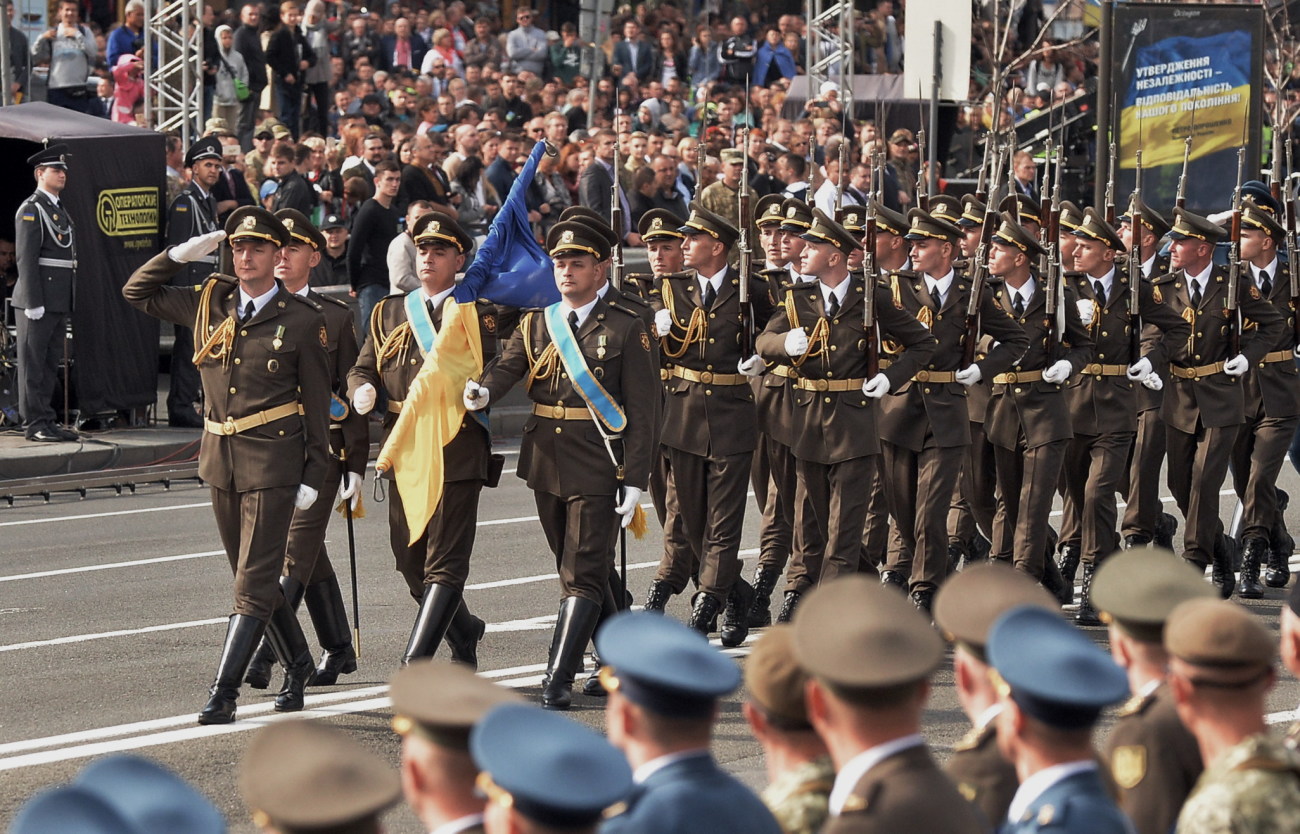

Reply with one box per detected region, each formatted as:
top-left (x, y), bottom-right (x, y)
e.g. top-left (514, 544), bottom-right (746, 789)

top-left (761, 756), bottom-right (835, 834)
top-left (1176, 734), bottom-right (1300, 834)
top-left (699, 179), bottom-right (741, 230)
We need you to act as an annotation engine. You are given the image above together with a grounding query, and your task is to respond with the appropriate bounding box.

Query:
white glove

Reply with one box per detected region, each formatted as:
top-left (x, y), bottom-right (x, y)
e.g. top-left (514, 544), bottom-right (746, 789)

top-left (337, 471), bottom-right (362, 511)
top-left (1223, 354), bottom-right (1250, 377)
top-left (23, 306), bottom-right (45, 321)
top-left (464, 380), bottom-right (490, 411)
top-left (1294, 345), bottom-right (1300, 359)
top-left (351, 383), bottom-right (376, 415)
top-left (1042, 359), bottom-right (1073, 384)
top-left (1126, 356), bottom-right (1153, 382)
top-left (956, 365), bottom-right (983, 386)
top-left (654, 308), bottom-right (673, 337)
top-left (615, 486), bottom-right (643, 528)
top-left (738, 355), bottom-right (764, 377)
top-left (1141, 373), bottom-right (1164, 391)
top-left (294, 484), bottom-right (319, 511)
top-left (168, 230), bottom-right (226, 264)
top-left (862, 373), bottom-right (891, 398)
top-left (785, 328), bottom-right (809, 356)
top-left (1076, 298), bottom-right (1095, 326)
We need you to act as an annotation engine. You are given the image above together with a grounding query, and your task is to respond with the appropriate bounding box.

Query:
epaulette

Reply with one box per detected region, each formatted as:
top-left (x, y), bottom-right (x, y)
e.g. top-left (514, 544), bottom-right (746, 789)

top-left (1151, 271), bottom-right (1177, 285)
top-left (316, 293), bottom-right (351, 311)
top-left (659, 270), bottom-right (696, 281)
top-left (624, 272), bottom-right (654, 283)
top-left (1063, 270), bottom-right (1087, 280)
top-left (194, 272), bottom-right (238, 292)
top-left (605, 297), bottom-right (644, 320)
top-left (838, 781), bottom-right (880, 815)
top-left (952, 722), bottom-right (993, 753)
top-left (288, 291), bottom-right (323, 312)
top-left (1115, 689), bottom-right (1156, 718)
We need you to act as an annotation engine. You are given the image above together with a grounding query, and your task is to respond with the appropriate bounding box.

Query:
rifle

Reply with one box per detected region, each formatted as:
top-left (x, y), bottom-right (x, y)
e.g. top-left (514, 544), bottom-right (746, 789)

top-left (864, 152), bottom-right (881, 378)
top-left (1286, 137), bottom-right (1300, 345)
top-left (1176, 101), bottom-right (1197, 211)
top-left (611, 133), bottom-right (624, 291)
top-left (963, 143), bottom-right (1008, 368)
top-left (1227, 145), bottom-right (1246, 357)
top-left (916, 126), bottom-right (929, 210)
top-left (1128, 148), bottom-right (1144, 362)
top-left (695, 116), bottom-right (707, 202)
top-left (738, 97), bottom-right (754, 358)
top-left (1104, 136), bottom-right (1116, 225)
top-left (1043, 149), bottom-right (1064, 358)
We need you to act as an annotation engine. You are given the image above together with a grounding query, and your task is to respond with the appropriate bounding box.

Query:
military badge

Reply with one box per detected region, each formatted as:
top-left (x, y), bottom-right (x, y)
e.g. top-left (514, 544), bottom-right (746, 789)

top-left (283, 217), bottom-right (294, 230)
top-left (787, 206), bottom-right (797, 218)
top-left (1153, 285), bottom-right (1163, 304)
top-left (640, 331), bottom-right (651, 351)
top-left (267, 359), bottom-right (280, 373)
top-left (561, 230), bottom-right (575, 244)
top-left (430, 220), bottom-right (440, 231)
top-left (1249, 285), bottom-right (1261, 300)
top-left (650, 217), bottom-right (663, 231)
top-left (482, 313), bottom-right (497, 333)
top-left (242, 215), bottom-right (257, 230)
top-left (957, 783), bottom-right (976, 802)
top-left (1112, 745), bottom-right (1146, 789)
top-left (319, 326), bottom-right (328, 349)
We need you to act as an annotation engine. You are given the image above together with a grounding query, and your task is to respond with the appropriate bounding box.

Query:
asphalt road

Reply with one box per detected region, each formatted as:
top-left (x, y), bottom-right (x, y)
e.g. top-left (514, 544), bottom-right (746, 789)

top-left (3, 441), bottom-right (1300, 833)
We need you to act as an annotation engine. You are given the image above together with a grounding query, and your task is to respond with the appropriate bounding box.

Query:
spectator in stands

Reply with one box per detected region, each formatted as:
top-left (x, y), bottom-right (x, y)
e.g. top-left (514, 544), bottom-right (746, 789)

top-left (105, 0), bottom-right (144, 69)
top-left (463, 17), bottom-right (502, 74)
top-left (550, 23), bottom-right (582, 86)
top-left (506, 7), bottom-right (547, 76)
top-left (398, 131), bottom-right (450, 211)
top-left (754, 28), bottom-right (797, 87)
top-left (270, 143), bottom-right (316, 215)
top-left (311, 214), bottom-right (349, 287)
top-left (301, 1), bottom-right (331, 137)
top-left (343, 132), bottom-right (389, 180)
top-left (89, 76), bottom-right (113, 118)
top-left (387, 199), bottom-right (432, 295)
top-left (380, 17), bottom-right (427, 73)
top-left (212, 24), bottom-right (248, 135)
top-left (613, 18), bottom-right (655, 85)
top-left (348, 160), bottom-right (403, 332)
top-left (485, 132), bottom-right (522, 205)
top-left (233, 3), bottom-right (267, 149)
top-left (720, 16), bottom-right (756, 85)
top-left (450, 155), bottom-right (496, 242)
top-left (32, 0), bottom-right (98, 113)
top-left (266, 1), bottom-right (314, 139)
top-left (6, 1), bottom-right (29, 102)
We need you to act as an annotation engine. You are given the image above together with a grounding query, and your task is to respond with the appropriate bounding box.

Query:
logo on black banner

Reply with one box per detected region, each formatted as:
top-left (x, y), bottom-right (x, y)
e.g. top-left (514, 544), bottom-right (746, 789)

top-left (97, 188), bottom-right (160, 237)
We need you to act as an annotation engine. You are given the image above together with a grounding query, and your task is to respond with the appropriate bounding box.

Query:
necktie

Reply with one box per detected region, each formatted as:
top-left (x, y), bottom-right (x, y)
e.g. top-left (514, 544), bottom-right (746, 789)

top-left (702, 282), bottom-right (716, 309)
top-left (1012, 292), bottom-right (1025, 317)
top-left (426, 298), bottom-right (437, 325)
top-left (826, 293), bottom-right (840, 318)
top-left (1260, 271), bottom-right (1273, 298)
top-left (568, 310), bottom-right (580, 335)
top-left (1094, 280), bottom-right (1106, 307)
top-left (1190, 280), bottom-right (1202, 309)
top-left (931, 283), bottom-right (943, 310)
top-left (241, 300), bottom-right (255, 322)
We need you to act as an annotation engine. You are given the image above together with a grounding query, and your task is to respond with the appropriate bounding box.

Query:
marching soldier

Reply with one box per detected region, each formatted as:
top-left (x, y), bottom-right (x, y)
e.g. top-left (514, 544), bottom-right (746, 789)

top-left (1063, 209), bottom-right (1190, 623)
top-left (987, 605), bottom-right (1133, 833)
top-left (1118, 200), bottom-right (1177, 550)
top-left (467, 220), bottom-right (657, 710)
top-left (1091, 547), bottom-right (1211, 834)
top-left (756, 211), bottom-right (935, 598)
top-left (933, 563), bottom-right (1057, 825)
top-left (984, 214), bottom-right (1093, 582)
top-left (877, 209), bottom-right (1028, 611)
top-left (1231, 198), bottom-right (1300, 596)
top-left (643, 204), bottom-right (774, 645)
top-left (123, 207), bottom-right (331, 724)
top-left (1053, 199), bottom-right (1087, 572)
top-left (1156, 209), bottom-right (1283, 597)
top-left (164, 137), bottom-right (225, 429)
top-left (347, 211), bottom-right (499, 667)
top-left (13, 144), bottom-right (78, 443)
top-left (630, 207), bottom-right (683, 306)
top-left (243, 209), bottom-right (366, 691)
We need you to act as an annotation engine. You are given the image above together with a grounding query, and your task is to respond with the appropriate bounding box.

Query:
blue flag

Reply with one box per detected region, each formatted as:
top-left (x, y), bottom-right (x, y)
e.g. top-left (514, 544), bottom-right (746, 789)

top-left (454, 141), bottom-right (559, 308)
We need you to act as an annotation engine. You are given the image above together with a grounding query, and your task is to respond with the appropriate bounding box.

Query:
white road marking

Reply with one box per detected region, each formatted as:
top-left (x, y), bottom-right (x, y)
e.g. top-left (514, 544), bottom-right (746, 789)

top-left (0, 551), bottom-right (222, 584)
top-left (0, 618), bottom-right (227, 653)
top-left (0, 502), bottom-right (213, 528)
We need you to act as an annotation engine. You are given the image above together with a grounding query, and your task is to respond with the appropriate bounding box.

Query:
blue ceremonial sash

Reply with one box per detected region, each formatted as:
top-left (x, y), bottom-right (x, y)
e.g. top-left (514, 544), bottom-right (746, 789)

top-left (405, 291), bottom-right (490, 432)
top-left (543, 303), bottom-right (627, 434)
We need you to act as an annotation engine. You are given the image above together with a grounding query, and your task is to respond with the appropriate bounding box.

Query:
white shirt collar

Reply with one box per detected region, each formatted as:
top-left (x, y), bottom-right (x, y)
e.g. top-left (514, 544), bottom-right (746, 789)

top-left (37, 187), bottom-right (60, 205)
top-left (429, 814), bottom-right (485, 834)
top-left (818, 278), bottom-right (850, 315)
top-left (1141, 253), bottom-right (1157, 279)
top-left (1006, 760), bottom-right (1097, 825)
top-left (699, 265), bottom-right (727, 295)
top-left (787, 263), bottom-right (815, 283)
top-left (597, 281), bottom-right (610, 298)
top-left (1186, 261), bottom-right (1213, 293)
top-left (238, 283), bottom-right (280, 319)
top-left (974, 702), bottom-right (1003, 732)
top-left (292, 284), bottom-right (311, 298)
top-left (563, 295), bottom-right (600, 329)
top-left (1088, 266), bottom-right (1116, 297)
top-left (828, 734), bottom-right (924, 815)
top-left (1009, 277), bottom-right (1036, 306)
top-left (1253, 257), bottom-right (1278, 288)
top-left (422, 285), bottom-right (456, 309)
top-left (925, 268), bottom-right (955, 300)
top-left (632, 749), bottom-right (709, 785)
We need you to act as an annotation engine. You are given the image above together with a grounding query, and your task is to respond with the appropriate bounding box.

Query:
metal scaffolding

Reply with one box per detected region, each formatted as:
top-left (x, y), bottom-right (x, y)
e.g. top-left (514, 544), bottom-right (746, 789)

top-left (807, 0), bottom-right (853, 98)
top-left (143, 0), bottom-right (202, 145)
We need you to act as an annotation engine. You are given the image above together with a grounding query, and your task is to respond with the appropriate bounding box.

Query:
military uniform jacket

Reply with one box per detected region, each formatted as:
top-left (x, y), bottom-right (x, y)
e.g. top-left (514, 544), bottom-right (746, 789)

top-left (1105, 683), bottom-right (1202, 834)
top-left (656, 267), bottom-right (776, 458)
top-left (825, 744), bottom-right (989, 834)
top-left (878, 268), bottom-right (1029, 451)
top-left (1137, 254), bottom-right (1173, 414)
top-left (1064, 267), bottom-right (1190, 436)
top-left (985, 276), bottom-right (1094, 450)
top-left (1153, 264), bottom-right (1285, 432)
top-left (1241, 261), bottom-right (1300, 419)
top-left (123, 252), bottom-right (331, 493)
top-left (622, 272), bottom-right (663, 309)
top-left (166, 182), bottom-right (220, 287)
top-left (1175, 733), bottom-right (1300, 834)
top-left (755, 275), bottom-right (937, 464)
top-left (946, 721), bottom-right (1019, 828)
top-left (753, 267), bottom-right (805, 445)
top-left (13, 189), bottom-right (75, 313)
top-left (1001, 768), bottom-right (1132, 834)
top-left (601, 752), bottom-right (782, 834)
top-left (346, 292), bottom-right (511, 483)
top-left (308, 289), bottom-right (368, 477)
top-left (481, 295), bottom-right (656, 497)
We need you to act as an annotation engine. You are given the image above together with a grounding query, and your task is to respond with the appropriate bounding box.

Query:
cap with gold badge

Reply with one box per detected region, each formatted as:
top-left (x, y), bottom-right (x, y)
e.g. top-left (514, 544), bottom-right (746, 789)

top-left (1165, 598), bottom-right (1275, 682)
top-left (1090, 546), bottom-right (1215, 644)
top-left (932, 563), bottom-right (1058, 663)
top-left (778, 198), bottom-right (814, 233)
top-left (560, 205), bottom-right (612, 229)
top-left (991, 211), bottom-right (1046, 259)
top-left (411, 209), bottom-right (474, 254)
top-left (1000, 193), bottom-right (1042, 228)
top-left (1071, 207), bottom-right (1126, 251)
top-left (239, 720), bottom-right (401, 833)
top-left (836, 204), bottom-right (866, 234)
top-left (225, 206), bottom-right (290, 247)
top-left (800, 208), bottom-right (862, 252)
top-left (184, 136), bottom-right (224, 169)
top-left (958, 194), bottom-right (987, 228)
top-left (1242, 196), bottom-right (1285, 241)
top-left (743, 624), bottom-right (814, 730)
top-left (754, 193), bottom-right (786, 228)
top-left (904, 208), bottom-right (962, 244)
top-left (1167, 208), bottom-right (1227, 244)
top-left (274, 208), bottom-right (327, 252)
top-left (390, 660), bottom-right (523, 750)
top-left (873, 199), bottom-right (909, 237)
top-left (1058, 200), bottom-right (1085, 233)
top-left (547, 220), bottom-right (612, 261)
top-left (562, 207), bottom-right (620, 250)
top-left (639, 208), bottom-right (686, 242)
top-left (1119, 197), bottom-right (1171, 240)
top-left (928, 194), bottom-right (963, 227)
top-left (28, 143), bottom-right (71, 170)
top-left (679, 201), bottom-right (740, 249)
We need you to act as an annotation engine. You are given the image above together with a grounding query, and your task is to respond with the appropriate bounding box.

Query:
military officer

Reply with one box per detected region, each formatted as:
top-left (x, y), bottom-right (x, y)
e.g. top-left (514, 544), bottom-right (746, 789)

top-left (1118, 199), bottom-right (1177, 550)
top-left (1156, 208), bottom-right (1284, 597)
top-left (933, 563), bottom-right (1057, 825)
top-left (1091, 547), bottom-right (1212, 834)
top-left (243, 209), bottom-right (366, 691)
top-left (1231, 198), bottom-right (1300, 595)
top-left (627, 207), bottom-right (683, 306)
top-left (1063, 209), bottom-right (1191, 623)
top-left (987, 605), bottom-right (1132, 833)
top-left (164, 136), bottom-right (225, 428)
top-left (791, 576), bottom-right (988, 833)
top-left (472, 703), bottom-right (633, 834)
top-left (240, 720), bottom-right (401, 833)
top-left (13, 144), bottom-right (78, 443)
top-left (123, 207), bottom-right (331, 724)
top-left (1167, 598), bottom-right (1300, 833)
top-left (877, 209), bottom-right (1028, 612)
top-left (347, 210), bottom-right (498, 668)
top-left (390, 661), bottom-right (522, 834)
top-left (1004, 193), bottom-right (1043, 239)
top-left (468, 220), bottom-right (657, 710)
top-left (756, 211), bottom-right (936, 599)
top-left (642, 203), bottom-right (774, 644)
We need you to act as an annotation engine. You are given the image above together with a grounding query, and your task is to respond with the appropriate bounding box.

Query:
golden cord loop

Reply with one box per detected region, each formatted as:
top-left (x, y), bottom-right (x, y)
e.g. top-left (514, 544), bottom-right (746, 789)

top-left (193, 316), bottom-right (235, 367)
top-left (377, 321), bottom-right (413, 363)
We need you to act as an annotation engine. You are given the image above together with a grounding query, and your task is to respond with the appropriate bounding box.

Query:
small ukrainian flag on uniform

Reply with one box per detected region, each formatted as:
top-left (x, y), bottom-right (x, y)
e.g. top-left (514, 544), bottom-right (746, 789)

top-left (176, 204), bottom-right (188, 212)
top-left (21, 211), bottom-right (35, 222)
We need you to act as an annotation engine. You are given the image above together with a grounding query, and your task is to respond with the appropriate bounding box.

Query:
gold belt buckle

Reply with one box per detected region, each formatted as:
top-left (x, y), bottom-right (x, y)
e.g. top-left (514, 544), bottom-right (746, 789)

top-left (551, 405), bottom-right (566, 418)
top-left (221, 418), bottom-right (237, 435)
top-left (1085, 363), bottom-right (1100, 375)
top-left (814, 379), bottom-right (829, 391)
top-left (1187, 367), bottom-right (1199, 379)
top-left (1003, 372), bottom-right (1017, 384)
top-left (699, 371), bottom-right (714, 384)
top-left (915, 370), bottom-right (930, 382)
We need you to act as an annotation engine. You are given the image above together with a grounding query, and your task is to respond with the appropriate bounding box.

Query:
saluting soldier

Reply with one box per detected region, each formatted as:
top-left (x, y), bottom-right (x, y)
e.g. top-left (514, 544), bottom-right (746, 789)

top-left (467, 220), bottom-right (657, 710)
top-left (123, 207), bottom-right (331, 724)
top-left (1063, 209), bottom-right (1190, 624)
top-left (1118, 200), bottom-right (1177, 551)
top-left (1155, 208), bottom-right (1284, 597)
top-left (1230, 198), bottom-right (1300, 596)
top-left (984, 214), bottom-right (1093, 583)
top-left (347, 210), bottom-right (499, 667)
top-left (876, 209), bottom-right (1028, 612)
top-left (243, 209), bottom-right (366, 691)
top-left (1091, 547), bottom-right (1211, 834)
top-left (164, 137), bottom-right (226, 429)
top-left (756, 211), bottom-right (936, 598)
top-left (933, 563), bottom-right (1057, 825)
top-left (13, 144), bottom-right (78, 443)
top-left (643, 203), bottom-right (774, 645)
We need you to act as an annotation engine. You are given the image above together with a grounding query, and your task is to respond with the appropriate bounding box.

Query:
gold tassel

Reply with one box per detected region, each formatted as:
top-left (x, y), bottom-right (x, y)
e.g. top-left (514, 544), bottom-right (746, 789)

top-left (335, 493), bottom-right (366, 519)
top-left (193, 315), bottom-right (235, 367)
top-left (377, 321), bottom-right (412, 362)
top-left (628, 504), bottom-right (648, 539)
